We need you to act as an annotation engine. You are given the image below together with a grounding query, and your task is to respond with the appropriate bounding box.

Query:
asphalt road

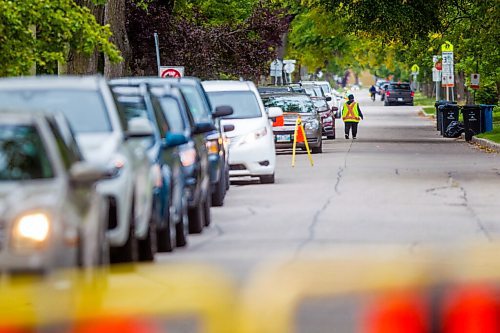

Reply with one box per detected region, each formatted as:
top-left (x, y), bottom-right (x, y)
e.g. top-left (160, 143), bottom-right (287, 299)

top-left (160, 90), bottom-right (500, 283)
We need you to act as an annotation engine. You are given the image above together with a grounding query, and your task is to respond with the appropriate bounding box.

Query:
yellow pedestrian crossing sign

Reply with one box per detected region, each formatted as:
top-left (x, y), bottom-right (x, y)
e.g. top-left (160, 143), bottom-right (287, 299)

top-left (411, 64), bottom-right (420, 74)
top-left (441, 41), bottom-right (454, 52)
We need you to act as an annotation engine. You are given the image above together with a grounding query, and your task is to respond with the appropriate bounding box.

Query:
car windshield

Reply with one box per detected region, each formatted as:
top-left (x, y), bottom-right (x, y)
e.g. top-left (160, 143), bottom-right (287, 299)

top-left (0, 90), bottom-right (111, 133)
top-left (262, 95), bottom-right (315, 114)
top-left (159, 97), bottom-right (186, 133)
top-left (390, 84), bottom-right (411, 91)
top-left (0, 125), bottom-right (54, 181)
top-left (312, 99), bottom-right (328, 109)
top-left (320, 84), bottom-right (331, 94)
top-left (178, 86), bottom-right (211, 123)
top-left (207, 91), bottom-right (262, 119)
top-left (303, 86), bottom-right (317, 96)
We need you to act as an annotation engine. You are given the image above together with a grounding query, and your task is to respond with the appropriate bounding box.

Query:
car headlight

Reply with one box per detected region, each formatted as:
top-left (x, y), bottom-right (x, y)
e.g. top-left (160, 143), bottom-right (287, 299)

top-left (12, 213), bottom-right (50, 250)
top-left (304, 120), bottom-right (320, 130)
top-left (241, 127), bottom-right (268, 145)
top-left (107, 155), bottom-right (126, 178)
top-left (206, 139), bottom-right (220, 155)
top-left (180, 147), bottom-right (197, 167)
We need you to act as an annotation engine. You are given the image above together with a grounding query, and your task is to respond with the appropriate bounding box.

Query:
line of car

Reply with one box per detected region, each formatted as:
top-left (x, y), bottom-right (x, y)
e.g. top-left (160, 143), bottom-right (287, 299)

top-left (375, 80), bottom-right (415, 106)
top-left (0, 77), bottom-right (341, 275)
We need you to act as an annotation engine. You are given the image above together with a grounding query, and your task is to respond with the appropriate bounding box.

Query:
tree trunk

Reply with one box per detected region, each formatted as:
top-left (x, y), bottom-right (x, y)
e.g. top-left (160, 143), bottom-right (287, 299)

top-left (456, 70), bottom-right (466, 102)
top-left (104, 0), bottom-right (130, 78)
top-left (66, 1), bottom-right (104, 75)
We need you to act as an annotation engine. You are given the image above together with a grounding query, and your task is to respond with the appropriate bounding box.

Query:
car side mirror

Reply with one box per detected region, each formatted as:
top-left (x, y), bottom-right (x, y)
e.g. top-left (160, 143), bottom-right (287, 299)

top-left (125, 117), bottom-right (154, 139)
top-left (193, 122), bottom-right (216, 135)
top-left (213, 105), bottom-right (234, 118)
top-left (223, 124), bottom-right (235, 132)
top-left (69, 162), bottom-right (111, 185)
top-left (163, 132), bottom-right (188, 148)
top-left (326, 96), bottom-right (332, 102)
top-left (267, 106), bottom-right (283, 119)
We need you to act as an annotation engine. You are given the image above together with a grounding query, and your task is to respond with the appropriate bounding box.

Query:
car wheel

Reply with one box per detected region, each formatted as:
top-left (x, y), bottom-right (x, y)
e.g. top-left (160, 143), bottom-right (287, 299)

top-left (211, 172), bottom-right (226, 207)
top-left (110, 203), bottom-right (138, 264)
top-left (188, 200), bottom-right (205, 234)
top-left (157, 204), bottom-right (176, 253)
top-left (138, 217), bottom-right (157, 261)
top-left (260, 173), bottom-right (275, 184)
top-left (176, 194), bottom-right (189, 247)
top-left (327, 129), bottom-right (335, 140)
top-left (225, 168), bottom-right (230, 191)
top-left (204, 192), bottom-right (212, 227)
top-left (312, 138), bottom-right (323, 154)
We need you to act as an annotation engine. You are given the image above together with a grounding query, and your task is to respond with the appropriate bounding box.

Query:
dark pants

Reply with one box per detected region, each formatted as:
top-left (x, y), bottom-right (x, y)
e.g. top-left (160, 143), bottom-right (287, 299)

top-left (345, 122), bottom-right (359, 138)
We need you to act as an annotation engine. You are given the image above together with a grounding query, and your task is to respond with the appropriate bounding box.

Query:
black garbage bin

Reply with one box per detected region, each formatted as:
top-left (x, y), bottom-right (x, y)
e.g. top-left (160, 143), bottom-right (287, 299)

top-left (441, 104), bottom-right (460, 138)
top-left (462, 105), bottom-right (482, 141)
top-left (435, 100), bottom-right (456, 131)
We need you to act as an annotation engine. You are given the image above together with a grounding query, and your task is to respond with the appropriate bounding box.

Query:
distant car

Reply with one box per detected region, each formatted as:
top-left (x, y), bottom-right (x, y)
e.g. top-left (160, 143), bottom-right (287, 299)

top-left (0, 112), bottom-right (109, 273)
top-left (261, 93), bottom-right (323, 154)
top-left (203, 80), bottom-right (281, 184)
top-left (0, 76), bottom-right (156, 263)
top-left (311, 97), bottom-right (335, 139)
top-left (384, 83), bottom-right (414, 106)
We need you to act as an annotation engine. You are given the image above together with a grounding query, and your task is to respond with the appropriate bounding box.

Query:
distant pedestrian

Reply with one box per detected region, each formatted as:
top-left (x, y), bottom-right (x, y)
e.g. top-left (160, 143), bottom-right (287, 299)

top-left (342, 94), bottom-right (363, 139)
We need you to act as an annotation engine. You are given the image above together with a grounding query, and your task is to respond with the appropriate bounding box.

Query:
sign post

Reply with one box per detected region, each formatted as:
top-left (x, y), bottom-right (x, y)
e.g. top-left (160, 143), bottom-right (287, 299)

top-left (283, 59), bottom-right (296, 84)
top-left (411, 64), bottom-right (420, 91)
top-left (432, 55), bottom-right (442, 101)
top-left (441, 41), bottom-right (454, 101)
top-left (470, 73), bottom-right (480, 103)
top-left (159, 66), bottom-right (185, 78)
top-left (154, 33), bottom-right (161, 77)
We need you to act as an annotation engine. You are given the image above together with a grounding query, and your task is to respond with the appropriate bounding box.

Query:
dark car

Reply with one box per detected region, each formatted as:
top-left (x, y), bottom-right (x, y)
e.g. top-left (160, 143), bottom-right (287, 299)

top-left (311, 97), bottom-right (336, 139)
top-left (109, 83), bottom-right (190, 254)
top-left (384, 83), bottom-right (414, 106)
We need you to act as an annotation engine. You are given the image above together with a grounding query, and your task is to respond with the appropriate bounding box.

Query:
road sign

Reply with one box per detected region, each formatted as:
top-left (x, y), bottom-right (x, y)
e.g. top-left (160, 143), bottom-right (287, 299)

top-left (435, 61), bottom-right (443, 71)
top-left (270, 59), bottom-right (283, 77)
top-left (411, 64), bottom-right (420, 74)
top-left (160, 66), bottom-right (184, 78)
top-left (441, 51), bottom-right (454, 88)
top-left (441, 41), bottom-right (454, 52)
top-left (283, 59), bottom-right (296, 74)
top-left (432, 68), bottom-right (442, 82)
top-left (470, 73), bottom-right (480, 90)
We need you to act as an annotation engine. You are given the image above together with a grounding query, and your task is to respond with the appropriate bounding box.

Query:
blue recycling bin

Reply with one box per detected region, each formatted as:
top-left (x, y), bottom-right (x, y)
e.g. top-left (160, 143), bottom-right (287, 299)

top-left (480, 104), bottom-right (495, 132)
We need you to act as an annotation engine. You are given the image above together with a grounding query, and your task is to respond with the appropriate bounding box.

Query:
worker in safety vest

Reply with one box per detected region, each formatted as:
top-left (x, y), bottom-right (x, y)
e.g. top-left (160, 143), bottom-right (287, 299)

top-left (342, 94), bottom-right (364, 139)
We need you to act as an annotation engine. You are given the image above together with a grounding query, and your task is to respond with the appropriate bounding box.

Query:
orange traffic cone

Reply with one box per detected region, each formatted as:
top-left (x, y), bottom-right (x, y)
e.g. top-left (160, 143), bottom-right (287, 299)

top-left (273, 115), bottom-right (284, 127)
top-left (295, 124), bottom-right (305, 143)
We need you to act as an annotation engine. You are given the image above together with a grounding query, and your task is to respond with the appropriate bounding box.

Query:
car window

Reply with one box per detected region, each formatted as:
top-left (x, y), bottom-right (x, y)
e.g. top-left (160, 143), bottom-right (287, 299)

top-left (390, 84), bottom-right (411, 91)
top-left (0, 90), bottom-right (112, 133)
top-left (312, 99), bottom-right (328, 109)
top-left (47, 120), bottom-right (82, 170)
top-left (157, 96), bottom-right (186, 134)
top-left (116, 96), bottom-right (155, 146)
top-left (314, 86), bottom-right (324, 97)
top-left (262, 95), bottom-right (315, 114)
top-left (178, 86), bottom-right (211, 123)
top-left (320, 84), bottom-right (331, 94)
top-left (207, 91), bottom-right (262, 119)
top-left (303, 87), bottom-right (317, 96)
top-left (0, 125), bottom-right (54, 180)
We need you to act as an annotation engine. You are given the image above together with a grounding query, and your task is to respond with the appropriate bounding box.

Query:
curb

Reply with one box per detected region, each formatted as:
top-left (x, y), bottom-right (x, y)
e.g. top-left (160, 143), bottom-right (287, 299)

top-left (417, 108), bottom-right (435, 119)
top-left (469, 136), bottom-right (500, 153)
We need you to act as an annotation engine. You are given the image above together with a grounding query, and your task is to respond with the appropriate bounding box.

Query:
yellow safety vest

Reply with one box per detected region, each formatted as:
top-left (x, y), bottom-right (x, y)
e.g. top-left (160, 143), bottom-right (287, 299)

top-left (342, 102), bottom-right (361, 123)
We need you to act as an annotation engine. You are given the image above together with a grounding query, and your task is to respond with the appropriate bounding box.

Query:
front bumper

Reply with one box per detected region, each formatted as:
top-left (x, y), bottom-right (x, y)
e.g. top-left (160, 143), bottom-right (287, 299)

top-left (208, 153), bottom-right (221, 185)
top-left (273, 128), bottom-right (322, 149)
top-left (387, 97), bottom-right (413, 104)
top-left (228, 135), bottom-right (275, 177)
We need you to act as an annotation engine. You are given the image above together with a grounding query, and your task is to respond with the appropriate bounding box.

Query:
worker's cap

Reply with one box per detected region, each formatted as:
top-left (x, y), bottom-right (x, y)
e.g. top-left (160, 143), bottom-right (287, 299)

top-left (347, 94), bottom-right (354, 100)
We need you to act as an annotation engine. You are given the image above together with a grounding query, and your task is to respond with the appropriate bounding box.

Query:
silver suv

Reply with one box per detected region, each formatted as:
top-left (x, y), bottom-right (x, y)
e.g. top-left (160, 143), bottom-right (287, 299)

top-left (0, 77), bottom-right (156, 263)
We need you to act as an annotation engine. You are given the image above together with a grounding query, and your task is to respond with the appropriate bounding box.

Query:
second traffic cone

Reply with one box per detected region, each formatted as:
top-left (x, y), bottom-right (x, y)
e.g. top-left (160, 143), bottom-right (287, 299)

top-left (296, 125), bottom-right (305, 143)
top-left (273, 115), bottom-right (284, 127)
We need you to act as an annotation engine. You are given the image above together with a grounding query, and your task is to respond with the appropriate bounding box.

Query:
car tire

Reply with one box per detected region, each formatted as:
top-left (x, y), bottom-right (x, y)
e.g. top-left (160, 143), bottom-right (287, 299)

top-left (176, 194), bottom-right (189, 247)
top-left (225, 168), bottom-right (230, 191)
top-left (312, 139), bottom-right (323, 154)
top-left (110, 203), bottom-right (138, 264)
top-left (327, 129), bottom-right (335, 140)
top-left (211, 173), bottom-right (226, 207)
top-left (204, 193), bottom-right (212, 227)
top-left (138, 218), bottom-right (157, 261)
top-left (157, 204), bottom-right (176, 253)
top-left (260, 173), bottom-right (275, 184)
top-left (188, 201), bottom-right (205, 234)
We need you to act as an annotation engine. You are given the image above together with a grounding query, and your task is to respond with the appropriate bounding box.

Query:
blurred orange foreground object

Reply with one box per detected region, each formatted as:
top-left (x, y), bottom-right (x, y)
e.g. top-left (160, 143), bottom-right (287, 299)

top-left (362, 292), bottom-right (427, 333)
top-left (69, 316), bottom-right (161, 333)
top-left (0, 326), bottom-right (30, 333)
top-left (273, 115), bottom-right (284, 127)
top-left (443, 285), bottom-right (500, 333)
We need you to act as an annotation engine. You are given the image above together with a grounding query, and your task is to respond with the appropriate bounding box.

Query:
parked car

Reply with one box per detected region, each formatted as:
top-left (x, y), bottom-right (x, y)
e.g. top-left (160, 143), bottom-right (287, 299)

top-left (384, 83), bottom-right (414, 106)
top-left (0, 112), bottom-right (109, 273)
top-left (311, 96), bottom-right (336, 139)
top-left (0, 76), bottom-right (155, 263)
top-left (109, 83), bottom-right (190, 254)
top-left (203, 80), bottom-right (281, 184)
top-left (260, 93), bottom-right (323, 154)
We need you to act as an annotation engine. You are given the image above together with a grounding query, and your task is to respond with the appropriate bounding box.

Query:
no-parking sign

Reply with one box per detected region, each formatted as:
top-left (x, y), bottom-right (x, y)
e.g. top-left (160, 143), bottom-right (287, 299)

top-left (160, 66), bottom-right (185, 78)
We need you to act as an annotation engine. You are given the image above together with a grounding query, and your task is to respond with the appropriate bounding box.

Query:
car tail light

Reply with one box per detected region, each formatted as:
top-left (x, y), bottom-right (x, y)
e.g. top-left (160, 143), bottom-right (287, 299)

top-left (386, 91), bottom-right (390, 97)
top-left (411, 91), bottom-right (415, 97)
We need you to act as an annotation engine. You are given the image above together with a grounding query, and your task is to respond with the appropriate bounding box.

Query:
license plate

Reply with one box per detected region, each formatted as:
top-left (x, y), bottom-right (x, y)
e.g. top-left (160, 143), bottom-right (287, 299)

top-left (276, 134), bottom-right (291, 142)
top-left (398, 97), bottom-right (403, 101)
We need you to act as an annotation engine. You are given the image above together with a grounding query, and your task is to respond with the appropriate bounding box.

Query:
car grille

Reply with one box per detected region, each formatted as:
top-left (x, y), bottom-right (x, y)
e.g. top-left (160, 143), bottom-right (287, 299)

top-left (230, 164), bottom-right (246, 171)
